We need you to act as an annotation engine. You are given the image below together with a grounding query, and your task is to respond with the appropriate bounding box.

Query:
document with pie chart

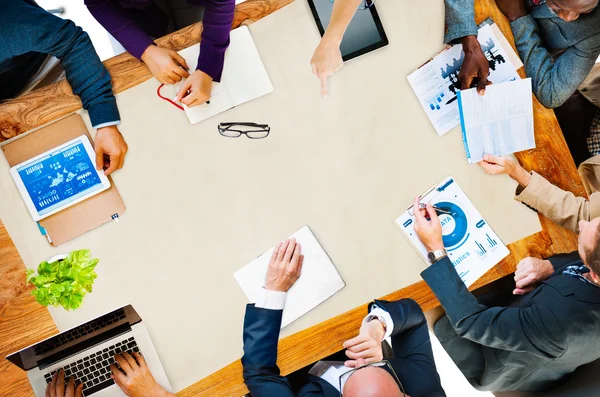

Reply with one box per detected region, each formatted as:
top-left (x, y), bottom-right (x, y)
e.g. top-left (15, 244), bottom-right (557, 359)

top-left (395, 176), bottom-right (509, 287)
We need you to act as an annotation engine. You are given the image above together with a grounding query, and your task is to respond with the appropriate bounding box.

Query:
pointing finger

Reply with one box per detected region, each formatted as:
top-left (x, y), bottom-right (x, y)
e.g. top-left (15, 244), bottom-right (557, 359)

top-left (320, 74), bottom-right (328, 98)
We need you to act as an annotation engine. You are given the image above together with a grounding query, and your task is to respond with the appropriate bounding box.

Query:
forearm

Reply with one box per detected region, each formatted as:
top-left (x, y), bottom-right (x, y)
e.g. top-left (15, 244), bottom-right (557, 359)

top-left (197, 0), bottom-right (235, 82)
top-left (515, 171), bottom-right (592, 232)
top-left (421, 257), bottom-right (565, 356)
top-left (84, 0), bottom-right (156, 60)
top-left (322, 0), bottom-right (363, 43)
top-left (443, 0), bottom-right (477, 44)
top-left (511, 15), bottom-right (595, 108)
top-left (58, 31), bottom-right (120, 127)
top-left (241, 305), bottom-right (294, 395)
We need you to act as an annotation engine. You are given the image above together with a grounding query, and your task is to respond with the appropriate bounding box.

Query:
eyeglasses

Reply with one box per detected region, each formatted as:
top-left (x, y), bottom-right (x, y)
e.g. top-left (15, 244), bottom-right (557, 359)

top-left (338, 360), bottom-right (405, 396)
top-left (329, 0), bottom-right (375, 10)
top-left (218, 122), bottom-right (270, 139)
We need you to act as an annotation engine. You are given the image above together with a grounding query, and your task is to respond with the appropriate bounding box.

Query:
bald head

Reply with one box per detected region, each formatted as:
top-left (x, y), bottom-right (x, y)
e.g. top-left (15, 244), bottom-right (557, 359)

top-left (547, 0), bottom-right (598, 22)
top-left (343, 367), bottom-right (403, 397)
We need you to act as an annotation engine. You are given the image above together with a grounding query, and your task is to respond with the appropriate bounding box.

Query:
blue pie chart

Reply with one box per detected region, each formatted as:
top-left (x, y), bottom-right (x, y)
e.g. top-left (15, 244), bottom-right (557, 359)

top-left (435, 201), bottom-right (468, 249)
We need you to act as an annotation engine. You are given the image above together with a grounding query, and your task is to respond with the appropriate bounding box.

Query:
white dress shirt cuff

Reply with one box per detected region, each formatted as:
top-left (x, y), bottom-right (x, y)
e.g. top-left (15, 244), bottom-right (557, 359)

top-left (255, 289), bottom-right (287, 310)
top-left (362, 306), bottom-right (395, 340)
top-left (93, 120), bottom-right (121, 129)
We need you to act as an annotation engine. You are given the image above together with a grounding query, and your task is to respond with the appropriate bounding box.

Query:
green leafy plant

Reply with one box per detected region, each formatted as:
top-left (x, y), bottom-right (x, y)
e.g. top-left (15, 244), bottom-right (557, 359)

top-left (26, 249), bottom-right (99, 311)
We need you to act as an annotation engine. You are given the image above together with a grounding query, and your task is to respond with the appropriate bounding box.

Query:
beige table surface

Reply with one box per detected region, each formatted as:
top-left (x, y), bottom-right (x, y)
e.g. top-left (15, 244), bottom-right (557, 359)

top-left (0, 0), bottom-right (541, 392)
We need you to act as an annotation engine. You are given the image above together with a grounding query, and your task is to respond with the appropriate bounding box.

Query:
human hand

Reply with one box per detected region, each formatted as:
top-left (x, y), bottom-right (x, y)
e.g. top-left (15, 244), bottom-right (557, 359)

top-left (344, 320), bottom-right (385, 368)
top-left (174, 70), bottom-right (212, 107)
top-left (343, 320), bottom-right (385, 368)
top-left (495, 0), bottom-right (529, 22)
top-left (95, 125), bottom-right (128, 175)
top-left (141, 45), bottom-right (189, 85)
top-left (110, 352), bottom-right (173, 397)
top-left (46, 369), bottom-right (83, 397)
top-left (412, 196), bottom-right (444, 252)
top-left (513, 257), bottom-right (554, 295)
top-left (479, 154), bottom-right (532, 187)
top-left (264, 238), bottom-right (304, 292)
top-left (459, 35), bottom-right (491, 95)
top-left (310, 37), bottom-right (343, 98)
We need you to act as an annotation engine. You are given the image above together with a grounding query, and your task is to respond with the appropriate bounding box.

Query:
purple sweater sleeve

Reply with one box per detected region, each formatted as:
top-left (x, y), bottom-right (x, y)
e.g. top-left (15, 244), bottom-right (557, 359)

top-left (86, 0), bottom-right (234, 81)
top-left (195, 0), bottom-right (235, 82)
top-left (84, 0), bottom-right (157, 60)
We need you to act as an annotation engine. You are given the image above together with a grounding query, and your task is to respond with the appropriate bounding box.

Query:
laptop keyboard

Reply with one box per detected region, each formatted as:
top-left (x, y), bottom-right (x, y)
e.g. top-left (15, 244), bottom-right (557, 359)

top-left (44, 336), bottom-right (139, 396)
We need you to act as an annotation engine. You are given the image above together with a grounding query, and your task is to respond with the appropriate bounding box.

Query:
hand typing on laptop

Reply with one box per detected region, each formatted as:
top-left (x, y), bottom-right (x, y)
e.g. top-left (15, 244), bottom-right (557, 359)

top-left (109, 352), bottom-right (174, 397)
top-left (47, 370), bottom-right (83, 397)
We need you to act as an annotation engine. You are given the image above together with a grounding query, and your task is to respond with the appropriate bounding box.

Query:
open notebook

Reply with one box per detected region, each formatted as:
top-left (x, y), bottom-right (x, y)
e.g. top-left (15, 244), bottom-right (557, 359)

top-left (234, 226), bottom-right (346, 328)
top-left (176, 25), bottom-right (273, 124)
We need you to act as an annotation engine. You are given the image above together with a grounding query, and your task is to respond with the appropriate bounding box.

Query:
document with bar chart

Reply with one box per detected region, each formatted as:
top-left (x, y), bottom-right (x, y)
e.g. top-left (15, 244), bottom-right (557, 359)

top-left (395, 176), bottom-right (509, 287)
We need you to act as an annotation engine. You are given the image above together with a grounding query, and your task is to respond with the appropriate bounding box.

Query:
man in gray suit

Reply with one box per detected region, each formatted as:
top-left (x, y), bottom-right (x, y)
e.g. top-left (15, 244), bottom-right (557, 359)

top-left (412, 197), bottom-right (600, 392)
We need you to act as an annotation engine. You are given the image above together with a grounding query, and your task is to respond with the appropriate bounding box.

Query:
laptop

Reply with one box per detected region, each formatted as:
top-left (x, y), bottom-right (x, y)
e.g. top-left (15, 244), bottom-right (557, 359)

top-left (6, 305), bottom-right (171, 396)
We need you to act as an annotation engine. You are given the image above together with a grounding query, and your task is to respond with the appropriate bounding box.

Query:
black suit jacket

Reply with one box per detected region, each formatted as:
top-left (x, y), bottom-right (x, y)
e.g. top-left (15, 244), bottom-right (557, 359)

top-left (422, 251), bottom-right (600, 391)
top-left (241, 298), bottom-right (446, 397)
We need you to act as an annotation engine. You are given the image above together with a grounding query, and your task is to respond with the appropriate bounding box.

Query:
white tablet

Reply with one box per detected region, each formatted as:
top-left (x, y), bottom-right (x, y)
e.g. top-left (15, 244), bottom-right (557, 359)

top-left (9, 135), bottom-right (111, 221)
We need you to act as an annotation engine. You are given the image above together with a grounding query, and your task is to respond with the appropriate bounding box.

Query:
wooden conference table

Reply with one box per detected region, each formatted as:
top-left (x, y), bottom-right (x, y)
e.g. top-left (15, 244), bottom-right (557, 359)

top-left (0, 0), bottom-right (586, 396)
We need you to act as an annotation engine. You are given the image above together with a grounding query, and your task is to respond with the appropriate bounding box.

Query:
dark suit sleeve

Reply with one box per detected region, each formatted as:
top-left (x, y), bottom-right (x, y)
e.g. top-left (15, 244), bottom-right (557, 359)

top-left (241, 304), bottom-right (295, 397)
top-left (547, 251), bottom-right (581, 274)
top-left (373, 299), bottom-right (445, 396)
top-left (422, 257), bottom-right (567, 358)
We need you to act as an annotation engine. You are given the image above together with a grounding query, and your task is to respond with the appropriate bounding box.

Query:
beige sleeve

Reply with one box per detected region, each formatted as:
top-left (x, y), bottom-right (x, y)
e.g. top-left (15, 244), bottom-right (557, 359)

top-left (514, 171), bottom-right (600, 233)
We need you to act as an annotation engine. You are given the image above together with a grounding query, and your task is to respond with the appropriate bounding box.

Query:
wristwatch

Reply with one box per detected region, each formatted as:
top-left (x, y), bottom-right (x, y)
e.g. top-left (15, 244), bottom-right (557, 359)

top-left (366, 314), bottom-right (388, 336)
top-left (427, 249), bottom-right (447, 264)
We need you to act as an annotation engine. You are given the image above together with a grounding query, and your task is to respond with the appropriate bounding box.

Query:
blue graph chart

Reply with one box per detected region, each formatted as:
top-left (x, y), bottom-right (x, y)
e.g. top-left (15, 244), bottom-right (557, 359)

top-left (17, 141), bottom-right (102, 216)
top-left (436, 201), bottom-right (469, 250)
top-left (475, 233), bottom-right (498, 257)
top-left (428, 92), bottom-right (445, 110)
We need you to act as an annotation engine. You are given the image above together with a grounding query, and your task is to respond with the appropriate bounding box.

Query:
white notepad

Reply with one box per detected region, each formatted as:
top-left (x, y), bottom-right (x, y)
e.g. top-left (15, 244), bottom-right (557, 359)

top-left (458, 78), bottom-right (535, 164)
top-left (234, 226), bottom-right (345, 328)
top-left (176, 25), bottom-right (273, 124)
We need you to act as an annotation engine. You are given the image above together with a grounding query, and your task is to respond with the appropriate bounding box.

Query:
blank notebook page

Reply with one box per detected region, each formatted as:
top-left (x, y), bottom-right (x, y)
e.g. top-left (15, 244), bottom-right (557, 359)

top-left (234, 226), bottom-right (346, 328)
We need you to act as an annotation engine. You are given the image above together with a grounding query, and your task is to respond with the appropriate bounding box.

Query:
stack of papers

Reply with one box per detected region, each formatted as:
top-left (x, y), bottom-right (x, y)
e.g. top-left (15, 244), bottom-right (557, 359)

top-left (408, 24), bottom-right (521, 136)
top-left (458, 78), bottom-right (535, 164)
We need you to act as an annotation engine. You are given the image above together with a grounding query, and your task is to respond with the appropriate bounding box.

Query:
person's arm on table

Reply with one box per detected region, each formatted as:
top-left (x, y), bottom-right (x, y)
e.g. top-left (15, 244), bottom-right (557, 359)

top-left (175, 0), bottom-right (235, 107)
top-left (1, 1), bottom-right (127, 175)
top-left (479, 154), bottom-right (600, 233)
top-left (444, 0), bottom-right (490, 94)
top-left (310, 0), bottom-right (362, 98)
top-left (412, 199), bottom-right (567, 357)
top-left (85, 0), bottom-right (189, 85)
top-left (109, 352), bottom-right (174, 397)
top-left (495, 0), bottom-right (600, 108)
top-left (242, 239), bottom-right (304, 397)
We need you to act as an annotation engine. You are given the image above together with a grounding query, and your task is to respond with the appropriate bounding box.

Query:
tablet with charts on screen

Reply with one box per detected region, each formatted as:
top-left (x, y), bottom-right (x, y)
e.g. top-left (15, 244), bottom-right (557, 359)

top-left (9, 135), bottom-right (111, 222)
